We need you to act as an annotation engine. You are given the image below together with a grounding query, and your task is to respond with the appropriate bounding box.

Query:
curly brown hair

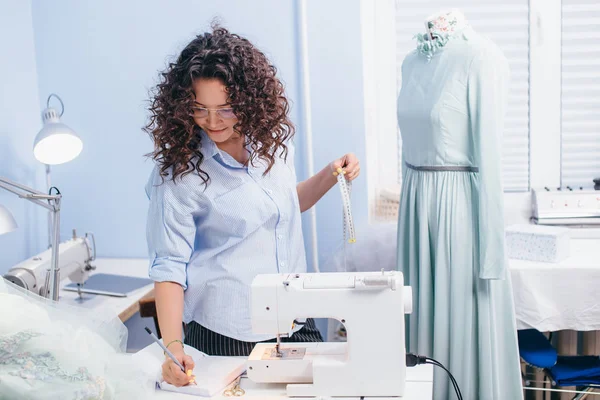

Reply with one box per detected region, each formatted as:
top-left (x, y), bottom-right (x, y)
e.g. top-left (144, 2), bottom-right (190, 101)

top-left (144, 24), bottom-right (294, 185)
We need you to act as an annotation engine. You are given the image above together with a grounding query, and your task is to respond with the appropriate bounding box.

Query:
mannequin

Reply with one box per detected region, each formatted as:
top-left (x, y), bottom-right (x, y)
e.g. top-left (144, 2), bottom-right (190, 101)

top-left (396, 11), bottom-right (524, 400)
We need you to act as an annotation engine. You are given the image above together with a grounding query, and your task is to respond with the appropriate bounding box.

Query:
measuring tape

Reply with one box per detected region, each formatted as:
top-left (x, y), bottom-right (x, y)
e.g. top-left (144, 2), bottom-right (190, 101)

top-left (335, 168), bottom-right (356, 244)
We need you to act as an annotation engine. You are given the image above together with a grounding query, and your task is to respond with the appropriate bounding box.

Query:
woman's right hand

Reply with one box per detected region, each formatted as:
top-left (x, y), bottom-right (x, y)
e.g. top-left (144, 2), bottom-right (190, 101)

top-left (161, 347), bottom-right (196, 387)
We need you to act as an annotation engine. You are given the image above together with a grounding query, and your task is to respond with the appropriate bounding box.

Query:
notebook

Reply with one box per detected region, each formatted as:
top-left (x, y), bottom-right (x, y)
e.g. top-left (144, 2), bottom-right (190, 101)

top-left (142, 342), bottom-right (247, 397)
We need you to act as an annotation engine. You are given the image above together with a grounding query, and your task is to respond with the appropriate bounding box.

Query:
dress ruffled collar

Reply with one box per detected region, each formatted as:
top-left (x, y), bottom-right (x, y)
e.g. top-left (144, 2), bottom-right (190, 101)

top-left (414, 27), bottom-right (470, 61)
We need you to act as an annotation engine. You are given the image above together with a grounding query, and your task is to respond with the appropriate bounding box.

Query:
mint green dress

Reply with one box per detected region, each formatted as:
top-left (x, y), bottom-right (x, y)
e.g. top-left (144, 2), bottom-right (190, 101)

top-left (396, 27), bottom-right (523, 400)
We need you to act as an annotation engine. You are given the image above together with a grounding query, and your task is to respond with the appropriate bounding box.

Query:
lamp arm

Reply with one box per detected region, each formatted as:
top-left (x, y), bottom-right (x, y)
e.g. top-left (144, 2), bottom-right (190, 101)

top-left (45, 200), bottom-right (61, 301)
top-left (0, 175), bottom-right (62, 300)
top-left (0, 177), bottom-right (59, 211)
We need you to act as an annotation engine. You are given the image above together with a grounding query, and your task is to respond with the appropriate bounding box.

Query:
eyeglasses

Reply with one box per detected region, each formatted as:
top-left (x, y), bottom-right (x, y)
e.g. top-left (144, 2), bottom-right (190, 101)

top-left (191, 107), bottom-right (236, 119)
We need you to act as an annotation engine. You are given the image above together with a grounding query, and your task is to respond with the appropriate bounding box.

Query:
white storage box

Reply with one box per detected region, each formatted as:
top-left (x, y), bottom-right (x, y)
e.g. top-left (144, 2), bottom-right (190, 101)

top-left (505, 224), bottom-right (570, 263)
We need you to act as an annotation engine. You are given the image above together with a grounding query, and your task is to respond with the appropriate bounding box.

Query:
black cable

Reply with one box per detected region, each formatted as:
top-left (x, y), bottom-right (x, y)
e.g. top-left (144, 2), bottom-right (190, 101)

top-left (406, 353), bottom-right (463, 400)
top-left (427, 358), bottom-right (461, 400)
top-left (425, 358), bottom-right (463, 400)
top-left (426, 359), bottom-right (462, 400)
top-left (425, 358), bottom-right (458, 394)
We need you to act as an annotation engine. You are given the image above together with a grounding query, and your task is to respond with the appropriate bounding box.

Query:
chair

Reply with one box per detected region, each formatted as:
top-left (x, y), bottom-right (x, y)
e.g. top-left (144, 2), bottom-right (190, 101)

top-left (139, 291), bottom-right (161, 338)
top-left (138, 292), bottom-right (187, 341)
top-left (518, 329), bottom-right (600, 400)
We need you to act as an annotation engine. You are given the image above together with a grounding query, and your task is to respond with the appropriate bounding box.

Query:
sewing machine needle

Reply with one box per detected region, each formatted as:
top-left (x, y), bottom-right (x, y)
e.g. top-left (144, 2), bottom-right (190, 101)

top-left (275, 334), bottom-right (282, 357)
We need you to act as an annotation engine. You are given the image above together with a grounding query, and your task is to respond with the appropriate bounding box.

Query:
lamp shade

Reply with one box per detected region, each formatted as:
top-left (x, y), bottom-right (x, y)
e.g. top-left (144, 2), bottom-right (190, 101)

top-left (33, 105), bottom-right (83, 165)
top-left (0, 204), bottom-right (18, 235)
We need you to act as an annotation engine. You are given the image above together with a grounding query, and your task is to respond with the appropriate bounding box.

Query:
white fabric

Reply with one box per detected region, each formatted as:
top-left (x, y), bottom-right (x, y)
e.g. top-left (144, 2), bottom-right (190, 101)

top-left (0, 278), bottom-right (156, 399)
top-left (328, 222), bottom-right (399, 273)
top-left (510, 238), bottom-right (600, 331)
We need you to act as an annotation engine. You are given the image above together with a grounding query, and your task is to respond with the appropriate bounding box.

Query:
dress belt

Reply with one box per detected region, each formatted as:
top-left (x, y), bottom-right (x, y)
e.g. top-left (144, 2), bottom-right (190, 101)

top-left (405, 162), bottom-right (479, 173)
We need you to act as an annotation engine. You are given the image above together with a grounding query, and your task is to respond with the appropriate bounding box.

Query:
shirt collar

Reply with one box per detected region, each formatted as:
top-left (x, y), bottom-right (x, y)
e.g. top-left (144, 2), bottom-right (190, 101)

top-left (199, 129), bottom-right (219, 159)
top-left (199, 129), bottom-right (256, 170)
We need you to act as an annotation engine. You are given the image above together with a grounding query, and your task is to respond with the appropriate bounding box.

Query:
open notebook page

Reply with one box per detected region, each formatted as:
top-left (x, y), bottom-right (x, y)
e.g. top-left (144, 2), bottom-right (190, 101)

top-left (137, 342), bottom-right (246, 397)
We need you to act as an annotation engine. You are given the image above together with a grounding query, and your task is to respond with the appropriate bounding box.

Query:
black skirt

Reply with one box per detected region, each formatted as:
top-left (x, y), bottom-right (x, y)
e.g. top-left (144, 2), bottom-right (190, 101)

top-left (184, 319), bottom-right (324, 357)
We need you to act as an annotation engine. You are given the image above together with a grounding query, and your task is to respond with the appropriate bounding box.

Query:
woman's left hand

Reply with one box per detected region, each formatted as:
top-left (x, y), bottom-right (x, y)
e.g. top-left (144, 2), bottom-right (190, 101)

top-left (330, 153), bottom-right (360, 182)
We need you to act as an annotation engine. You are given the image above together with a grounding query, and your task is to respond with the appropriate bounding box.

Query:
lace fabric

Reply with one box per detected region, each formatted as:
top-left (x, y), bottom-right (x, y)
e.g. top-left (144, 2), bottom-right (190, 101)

top-left (0, 330), bottom-right (107, 399)
top-left (0, 279), bottom-right (156, 399)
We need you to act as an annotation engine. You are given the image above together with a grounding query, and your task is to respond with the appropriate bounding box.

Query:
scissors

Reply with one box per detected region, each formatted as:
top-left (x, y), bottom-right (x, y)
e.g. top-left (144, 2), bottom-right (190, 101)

top-left (223, 374), bottom-right (245, 397)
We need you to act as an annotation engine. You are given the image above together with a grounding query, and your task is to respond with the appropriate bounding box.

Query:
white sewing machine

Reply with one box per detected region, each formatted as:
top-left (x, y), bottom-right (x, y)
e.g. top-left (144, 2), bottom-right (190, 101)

top-left (3, 230), bottom-right (96, 296)
top-left (532, 186), bottom-right (600, 226)
top-left (248, 271), bottom-right (412, 398)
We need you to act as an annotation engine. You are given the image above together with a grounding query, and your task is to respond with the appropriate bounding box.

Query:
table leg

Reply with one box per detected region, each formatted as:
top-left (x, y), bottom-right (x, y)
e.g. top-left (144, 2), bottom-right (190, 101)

top-left (523, 362), bottom-right (545, 400)
top-left (582, 331), bottom-right (600, 396)
top-left (556, 330), bottom-right (578, 400)
top-left (527, 332), bottom-right (551, 400)
top-left (582, 330), bottom-right (600, 355)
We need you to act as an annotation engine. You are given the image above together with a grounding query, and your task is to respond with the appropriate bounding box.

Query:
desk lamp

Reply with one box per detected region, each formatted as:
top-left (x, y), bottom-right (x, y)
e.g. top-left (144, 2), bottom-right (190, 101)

top-left (0, 93), bottom-right (82, 301)
top-left (34, 94), bottom-right (83, 248)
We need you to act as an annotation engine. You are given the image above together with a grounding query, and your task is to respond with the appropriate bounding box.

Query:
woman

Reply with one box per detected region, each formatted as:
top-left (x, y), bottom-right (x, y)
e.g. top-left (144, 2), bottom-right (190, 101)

top-left (144, 25), bottom-right (360, 387)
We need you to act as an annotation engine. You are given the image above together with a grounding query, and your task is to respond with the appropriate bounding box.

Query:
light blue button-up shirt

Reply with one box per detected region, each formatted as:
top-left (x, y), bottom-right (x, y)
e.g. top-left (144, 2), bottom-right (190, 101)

top-left (146, 130), bottom-right (307, 342)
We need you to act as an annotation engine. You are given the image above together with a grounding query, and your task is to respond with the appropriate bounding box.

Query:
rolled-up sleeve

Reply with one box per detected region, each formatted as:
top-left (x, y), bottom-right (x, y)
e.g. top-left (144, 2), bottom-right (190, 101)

top-left (146, 170), bottom-right (196, 290)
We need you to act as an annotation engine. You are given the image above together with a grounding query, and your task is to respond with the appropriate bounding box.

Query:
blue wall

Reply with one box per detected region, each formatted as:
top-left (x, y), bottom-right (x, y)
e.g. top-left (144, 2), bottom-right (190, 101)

top-left (5, 0), bottom-right (367, 274)
top-left (0, 0), bottom-right (46, 274)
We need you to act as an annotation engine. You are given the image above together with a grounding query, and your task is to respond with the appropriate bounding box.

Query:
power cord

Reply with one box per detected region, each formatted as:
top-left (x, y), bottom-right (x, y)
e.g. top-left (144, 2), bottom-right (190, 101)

top-left (406, 353), bottom-right (463, 400)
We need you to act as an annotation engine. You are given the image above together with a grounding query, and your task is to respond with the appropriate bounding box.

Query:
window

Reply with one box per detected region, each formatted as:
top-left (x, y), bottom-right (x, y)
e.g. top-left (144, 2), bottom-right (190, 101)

top-left (561, 0), bottom-right (600, 187)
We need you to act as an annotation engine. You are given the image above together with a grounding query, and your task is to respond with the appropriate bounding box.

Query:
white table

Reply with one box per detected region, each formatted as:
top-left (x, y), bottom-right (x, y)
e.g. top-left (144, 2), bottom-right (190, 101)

top-left (510, 238), bottom-right (600, 332)
top-left (510, 237), bottom-right (600, 400)
top-left (58, 257), bottom-right (153, 322)
top-left (152, 369), bottom-right (433, 399)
